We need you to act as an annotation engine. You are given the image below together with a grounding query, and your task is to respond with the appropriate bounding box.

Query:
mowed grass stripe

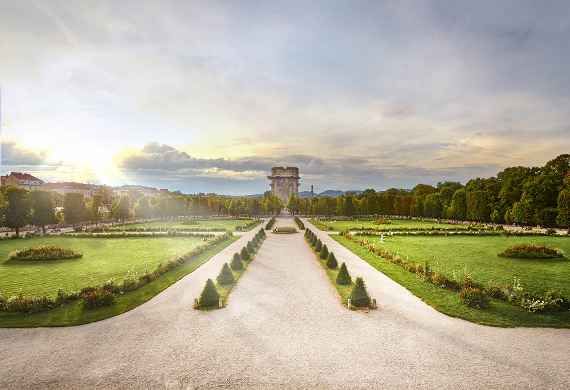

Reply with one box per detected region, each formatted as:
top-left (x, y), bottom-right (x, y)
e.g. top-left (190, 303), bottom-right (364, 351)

top-left (0, 236), bottom-right (211, 297)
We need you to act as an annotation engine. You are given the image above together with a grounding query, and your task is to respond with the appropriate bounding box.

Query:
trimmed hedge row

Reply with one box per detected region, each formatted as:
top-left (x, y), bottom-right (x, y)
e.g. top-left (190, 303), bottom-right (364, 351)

top-left (294, 217), bottom-right (305, 230)
top-left (64, 231), bottom-right (218, 239)
top-left (344, 234), bottom-right (570, 313)
top-left (305, 229), bottom-right (374, 309)
top-left (196, 229), bottom-right (267, 309)
top-left (0, 233), bottom-right (233, 314)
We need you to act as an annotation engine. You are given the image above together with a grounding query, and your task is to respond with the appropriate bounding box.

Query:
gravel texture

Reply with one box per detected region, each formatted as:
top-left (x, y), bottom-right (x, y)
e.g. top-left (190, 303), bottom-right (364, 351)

top-left (0, 217), bottom-right (569, 389)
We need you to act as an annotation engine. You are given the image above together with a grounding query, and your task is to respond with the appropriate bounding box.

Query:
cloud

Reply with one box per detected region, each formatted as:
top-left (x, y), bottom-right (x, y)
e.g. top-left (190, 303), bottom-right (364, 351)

top-left (1, 141), bottom-right (48, 166)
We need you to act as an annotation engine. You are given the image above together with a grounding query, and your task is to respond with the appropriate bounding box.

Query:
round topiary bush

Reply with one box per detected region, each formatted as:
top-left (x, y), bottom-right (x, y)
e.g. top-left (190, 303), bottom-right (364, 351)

top-left (498, 244), bottom-right (564, 259)
top-left (326, 252), bottom-right (338, 269)
top-left (349, 277), bottom-right (371, 308)
top-left (459, 287), bottom-right (490, 309)
top-left (9, 246), bottom-right (83, 261)
top-left (198, 279), bottom-right (220, 308)
top-left (336, 262), bottom-right (351, 284)
top-left (216, 263), bottom-right (235, 285)
top-left (231, 253), bottom-right (243, 270)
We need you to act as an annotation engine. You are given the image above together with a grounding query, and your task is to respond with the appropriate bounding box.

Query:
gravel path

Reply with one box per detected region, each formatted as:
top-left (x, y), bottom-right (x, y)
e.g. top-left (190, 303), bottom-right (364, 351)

top-left (1, 217), bottom-right (569, 389)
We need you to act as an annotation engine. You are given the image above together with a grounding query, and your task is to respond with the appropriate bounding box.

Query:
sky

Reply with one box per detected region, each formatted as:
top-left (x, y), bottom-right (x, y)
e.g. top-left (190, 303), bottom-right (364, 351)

top-left (1, 0), bottom-right (569, 195)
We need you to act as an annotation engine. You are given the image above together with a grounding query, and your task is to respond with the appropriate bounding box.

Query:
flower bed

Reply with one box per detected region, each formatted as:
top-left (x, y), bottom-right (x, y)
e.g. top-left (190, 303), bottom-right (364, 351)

top-left (8, 246), bottom-right (82, 261)
top-left (498, 244), bottom-right (564, 259)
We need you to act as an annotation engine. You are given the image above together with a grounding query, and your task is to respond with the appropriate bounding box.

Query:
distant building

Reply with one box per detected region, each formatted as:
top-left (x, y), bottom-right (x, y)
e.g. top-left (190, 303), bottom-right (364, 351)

top-left (41, 182), bottom-right (101, 198)
top-left (0, 172), bottom-right (44, 190)
top-left (268, 166), bottom-right (300, 203)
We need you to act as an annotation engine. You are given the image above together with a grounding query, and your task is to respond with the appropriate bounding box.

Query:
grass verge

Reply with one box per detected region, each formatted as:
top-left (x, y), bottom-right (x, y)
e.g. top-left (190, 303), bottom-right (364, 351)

top-left (334, 235), bottom-right (570, 328)
top-left (0, 236), bottom-right (237, 328)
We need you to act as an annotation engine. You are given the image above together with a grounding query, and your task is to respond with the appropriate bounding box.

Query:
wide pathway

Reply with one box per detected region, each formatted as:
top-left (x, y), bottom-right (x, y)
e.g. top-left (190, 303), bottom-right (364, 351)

top-left (0, 218), bottom-right (569, 389)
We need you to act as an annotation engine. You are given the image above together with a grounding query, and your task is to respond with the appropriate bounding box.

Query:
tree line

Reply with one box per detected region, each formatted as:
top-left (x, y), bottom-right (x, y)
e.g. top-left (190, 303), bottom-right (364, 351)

top-left (288, 154), bottom-right (570, 227)
top-left (0, 187), bottom-right (283, 237)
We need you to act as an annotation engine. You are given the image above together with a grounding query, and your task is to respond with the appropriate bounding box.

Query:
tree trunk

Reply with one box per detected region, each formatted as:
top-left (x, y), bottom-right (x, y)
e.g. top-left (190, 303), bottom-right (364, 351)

top-left (42, 225), bottom-right (46, 235)
top-left (15, 227), bottom-right (19, 238)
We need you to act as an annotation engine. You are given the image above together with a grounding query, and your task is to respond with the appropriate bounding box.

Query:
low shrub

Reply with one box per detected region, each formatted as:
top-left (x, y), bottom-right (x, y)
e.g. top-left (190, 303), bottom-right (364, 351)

top-left (8, 246), bottom-right (82, 261)
top-left (459, 287), bottom-right (489, 309)
top-left (373, 218), bottom-right (391, 225)
top-left (198, 279), bottom-right (220, 308)
top-left (349, 277), bottom-right (371, 308)
top-left (315, 239), bottom-right (322, 252)
top-left (240, 247), bottom-right (251, 261)
top-left (336, 262), bottom-right (351, 284)
top-left (272, 226), bottom-right (297, 234)
top-left (319, 244), bottom-right (329, 260)
top-left (81, 288), bottom-right (115, 309)
top-left (231, 253), bottom-right (243, 270)
top-left (294, 217), bottom-right (305, 230)
top-left (326, 252), bottom-right (338, 269)
top-left (217, 263), bottom-right (235, 285)
top-left (498, 244), bottom-right (564, 259)
top-left (265, 217), bottom-right (276, 230)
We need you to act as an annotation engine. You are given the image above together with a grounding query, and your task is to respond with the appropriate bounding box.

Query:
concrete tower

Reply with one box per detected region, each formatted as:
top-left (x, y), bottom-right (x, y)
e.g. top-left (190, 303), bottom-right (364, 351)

top-left (268, 167), bottom-right (300, 203)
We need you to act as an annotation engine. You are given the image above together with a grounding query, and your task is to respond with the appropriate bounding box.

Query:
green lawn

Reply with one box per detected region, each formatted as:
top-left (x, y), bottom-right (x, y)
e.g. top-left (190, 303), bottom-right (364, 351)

top-left (0, 237), bottom-right (237, 327)
top-left (369, 235), bottom-right (570, 297)
top-left (314, 218), bottom-right (471, 232)
top-left (114, 218), bottom-right (257, 232)
top-left (335, 235), bottom-right (570, 327)
top-left (0, 236), bottom-right (212, 297)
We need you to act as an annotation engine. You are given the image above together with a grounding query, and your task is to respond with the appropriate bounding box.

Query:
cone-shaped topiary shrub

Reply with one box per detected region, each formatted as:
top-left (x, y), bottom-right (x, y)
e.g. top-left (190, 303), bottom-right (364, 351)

top-left (326, 252), bottom-right (338, 269)
top-left (349, 277), bottom-right (371, 308)
top-left (216, 263), bottom-right (235, 285)
top-left (247, 241), bottom-right (255, 254)
top-left (336, 262), bottom-right (351, 284)
top-left (231, 253), bottom-right (243, 270)
top-left (315, 240), bottom-right (322, 252)
top-left (320, 244), bottom-right (329, 260)
top-left (199, 279), bottom-right (220, 308)
top-left (241, 247), bottom-right (251, 261)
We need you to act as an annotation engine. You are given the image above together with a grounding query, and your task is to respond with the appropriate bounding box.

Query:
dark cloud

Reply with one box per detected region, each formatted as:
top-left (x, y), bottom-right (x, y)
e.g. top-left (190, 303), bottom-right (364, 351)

top-left (1, 141), bottom-right (48, 166)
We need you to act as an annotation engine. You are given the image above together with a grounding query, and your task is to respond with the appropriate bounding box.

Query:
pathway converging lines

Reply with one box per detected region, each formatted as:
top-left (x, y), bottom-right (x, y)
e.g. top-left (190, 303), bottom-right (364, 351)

top-left (0, 217), bottom-right (569, 389)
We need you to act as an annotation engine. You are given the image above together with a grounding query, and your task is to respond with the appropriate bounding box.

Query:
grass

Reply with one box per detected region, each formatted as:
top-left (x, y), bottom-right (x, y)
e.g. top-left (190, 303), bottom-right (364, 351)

top-left (335, 235), bottom-right (570, 327)
top-left (369, 235), bottom-right (570, 298)
top-left (113, 218), bottom-right (257, 232)
top-left (313, 218), bottom-right (471, 232)
top-left (0, 236), bottom-right (214, 298)
top-left (0, 236), bottom-right (237, 327)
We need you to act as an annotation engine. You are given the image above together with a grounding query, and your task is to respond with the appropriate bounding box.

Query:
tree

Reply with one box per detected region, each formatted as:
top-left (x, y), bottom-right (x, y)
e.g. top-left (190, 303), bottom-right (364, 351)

top-left (30, 191), bottom-right (55, 234)
top-left (466, 190), bottom-right (491, 222)
top-left (216, 263), bottom-right (235, 285)
top-left (423, 193), bottom-right (443, 218)
top-left (287, 195), bottom-right (300, 215)
top-left (63, 193), bottom-right (87, 225)
top-left (5, 187), bottom-right (30, 237)
top-left (326, 252), bottom-right (338, 269)
top-left (90, 193), bottom-right (103, 224)
top-left (336, 262), bottom-right (351, 284)
top-left (134, 196), bottom-right (153, 219)
top-left (349, 277), bottom-right (371, 308)
top-left (230, 253), bottom-right (243, 270)
top-left (449, 189), bottom-right (467, 220)
top-left (198, 279), bottom-right (220, 308)
top-left (343, 196), bottom-right (356, 216)
top-left (112, 196), bottom-right (130, 222)
top-left (556, 188), bottom-right (570, 227)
